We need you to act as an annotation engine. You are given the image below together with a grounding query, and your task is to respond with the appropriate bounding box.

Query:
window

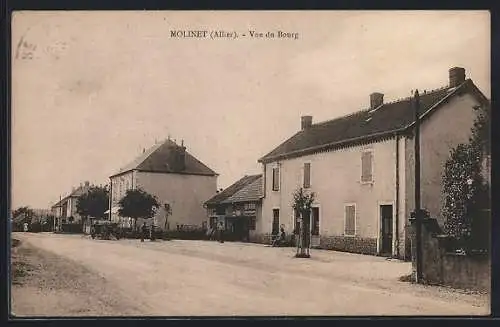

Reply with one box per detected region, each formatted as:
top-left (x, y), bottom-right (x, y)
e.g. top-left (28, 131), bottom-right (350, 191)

top-left (272, 167), bottom-right (280, 191)
top-left (303, 163), bottom-right (311, 188)
top-left (272, 209), bottom-right (280, 235)
top-left (344, 204), bottom-right (356, 236)
top-left (361, 151), bottom-right (373, 182)
top-left (248, 217), bottom-right (256, 230)
top-left (215, 206), bottom-right (225, 215)
top-left (244, 203), bottom-right (256, 211)
top-left (312, 207), bottom-right (319, 236)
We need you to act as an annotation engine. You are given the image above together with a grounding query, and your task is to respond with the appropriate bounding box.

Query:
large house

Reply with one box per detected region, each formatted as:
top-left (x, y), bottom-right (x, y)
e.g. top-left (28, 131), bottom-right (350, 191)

top-left (51, 181), bottom-right (92, 228)
top-left (204, 174), bottom-right (263, 242)
top-left (257, 67), bottom-right (489, 260)
top-left (109, 138), bottom-right (218, 230)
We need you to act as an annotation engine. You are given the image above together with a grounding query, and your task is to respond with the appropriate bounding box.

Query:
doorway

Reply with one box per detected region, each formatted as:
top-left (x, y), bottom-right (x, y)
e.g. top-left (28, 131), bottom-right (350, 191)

top-left (272, 209), bottom-right (280, 235)
top-left (311, 207), bottom-right (320, 247)
top-left (232, 218), bottom-right (250, 242)
top-left (380, 205), bottom-right (393, 256)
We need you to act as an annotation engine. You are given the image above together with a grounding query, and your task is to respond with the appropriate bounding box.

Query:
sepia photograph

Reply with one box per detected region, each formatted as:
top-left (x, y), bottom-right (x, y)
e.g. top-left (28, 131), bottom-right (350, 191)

top-left (10, 10), bottom-right (491, 317)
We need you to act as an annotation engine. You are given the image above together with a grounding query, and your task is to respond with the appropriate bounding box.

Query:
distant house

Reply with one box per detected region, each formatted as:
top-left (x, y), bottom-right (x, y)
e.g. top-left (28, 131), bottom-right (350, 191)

top-left (258, 67), bottom-right (489, 260)
top-left (51, 181), bottom-right (92, 228)
top-left (109, 139), bottom-right (218, 230)
top-left (205, 174), bottom-right (263, 242)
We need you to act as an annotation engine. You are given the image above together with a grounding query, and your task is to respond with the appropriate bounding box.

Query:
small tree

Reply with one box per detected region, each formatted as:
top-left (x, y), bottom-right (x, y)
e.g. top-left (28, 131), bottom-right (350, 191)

top-left (292, 187), bottom-right (316, 258)
top-left (118, 188), bottom-right (160, 231)
top-left (76, 185), bottom-right (110, 223)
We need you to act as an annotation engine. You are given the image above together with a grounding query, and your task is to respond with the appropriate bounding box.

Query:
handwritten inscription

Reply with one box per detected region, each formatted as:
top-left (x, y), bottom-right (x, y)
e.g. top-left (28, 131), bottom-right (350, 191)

top-left (15, 36), bottom-right (37, 60)
top-left (15, 37), bottom-right (69, 61)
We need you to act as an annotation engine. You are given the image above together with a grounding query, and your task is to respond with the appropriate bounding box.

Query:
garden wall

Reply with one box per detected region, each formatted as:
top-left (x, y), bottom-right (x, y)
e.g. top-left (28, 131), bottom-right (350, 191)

top-left (411, 218), bottom-right (490, 292)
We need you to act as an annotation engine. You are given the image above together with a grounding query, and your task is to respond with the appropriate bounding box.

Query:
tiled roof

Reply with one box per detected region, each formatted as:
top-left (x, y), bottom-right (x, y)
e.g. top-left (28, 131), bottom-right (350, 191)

top-left (111, 139), bottom-right (217, 177)
top-left (114, 143), bottom-right (163, 176)
top-left (259, 79), bottom-right (488, 163)
top-left (51, 184), bottom-right (91, 208)
top-left (205, 174), bottom-right (262, 206)
top-left (222, 176), bottom-right (263, 204)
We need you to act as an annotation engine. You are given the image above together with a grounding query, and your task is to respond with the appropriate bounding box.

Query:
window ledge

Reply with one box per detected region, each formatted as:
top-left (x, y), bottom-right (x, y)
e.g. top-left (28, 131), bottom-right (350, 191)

top-left (360, 180), bottom-right (374, 185)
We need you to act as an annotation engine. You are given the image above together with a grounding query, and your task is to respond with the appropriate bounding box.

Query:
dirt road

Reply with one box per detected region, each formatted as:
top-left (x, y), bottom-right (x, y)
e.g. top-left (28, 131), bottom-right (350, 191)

top-left (11, 232), bottom-right (490, 316)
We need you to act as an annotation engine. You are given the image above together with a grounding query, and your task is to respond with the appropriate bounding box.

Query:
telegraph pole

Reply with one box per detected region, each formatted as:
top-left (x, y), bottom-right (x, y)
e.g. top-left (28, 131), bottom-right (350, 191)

top-left (413, 89), bottom-right (423, 283)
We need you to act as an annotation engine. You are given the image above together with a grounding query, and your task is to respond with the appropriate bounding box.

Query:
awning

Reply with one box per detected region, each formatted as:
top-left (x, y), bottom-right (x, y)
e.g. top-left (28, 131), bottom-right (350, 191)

top-left (104, 207), bottom-right (120, 214)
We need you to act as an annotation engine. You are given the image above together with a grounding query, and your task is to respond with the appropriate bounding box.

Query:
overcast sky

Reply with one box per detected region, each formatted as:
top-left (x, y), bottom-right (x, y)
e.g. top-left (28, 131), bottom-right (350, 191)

top-left (11, 10), bottom-right (490, 209)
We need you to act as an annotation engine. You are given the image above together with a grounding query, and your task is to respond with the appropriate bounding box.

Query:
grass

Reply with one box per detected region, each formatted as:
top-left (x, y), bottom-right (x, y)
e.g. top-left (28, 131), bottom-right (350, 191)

top-left (11, 238), bottom-right (35, 286)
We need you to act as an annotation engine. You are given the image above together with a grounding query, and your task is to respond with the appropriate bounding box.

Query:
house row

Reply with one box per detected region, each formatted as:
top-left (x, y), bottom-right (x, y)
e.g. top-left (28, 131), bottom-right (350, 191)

top-left (206, 67), bottom-right (489, 260)
top-left (49, 139), bottom-right (219, 233)
top-left (50, 181), bottom-right (92, 228)
top-left (47, 66), bottom-right (488, 262)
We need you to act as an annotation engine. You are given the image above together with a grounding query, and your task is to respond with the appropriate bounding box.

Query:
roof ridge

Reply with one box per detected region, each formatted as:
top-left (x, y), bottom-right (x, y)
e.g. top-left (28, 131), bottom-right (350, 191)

top-left (384, 85), bottom-right (450, 105)
top-left (312, 85), bottom-right (451, 127)
top-left (313, 109), bottom-right (369, 127)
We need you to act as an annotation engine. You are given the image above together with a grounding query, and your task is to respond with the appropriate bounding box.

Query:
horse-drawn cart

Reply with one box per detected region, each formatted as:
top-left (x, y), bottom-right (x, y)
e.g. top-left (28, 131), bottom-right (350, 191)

top-left (90, 220), bottom-right (121, 240)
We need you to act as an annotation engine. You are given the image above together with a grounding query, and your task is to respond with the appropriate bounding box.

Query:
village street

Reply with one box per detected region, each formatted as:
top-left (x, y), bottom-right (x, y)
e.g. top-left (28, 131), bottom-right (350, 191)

top-left (11, 232), bottom-right (489, 317)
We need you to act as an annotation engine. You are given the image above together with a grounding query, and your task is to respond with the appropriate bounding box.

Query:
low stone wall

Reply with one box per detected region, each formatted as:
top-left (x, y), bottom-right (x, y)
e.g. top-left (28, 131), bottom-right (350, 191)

top-left (441, 253), bottom-right (490, 291)
top-left (319, 236), bottom-right (378, 255)
top-left (249, 233), bottom-right (377, 254)
top-left (411, 218), bottom-right (491, 292)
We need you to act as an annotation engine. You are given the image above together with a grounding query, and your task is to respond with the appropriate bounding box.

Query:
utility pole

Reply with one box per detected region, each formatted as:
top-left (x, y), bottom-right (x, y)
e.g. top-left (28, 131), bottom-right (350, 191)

top-left (413, 89), bottom-right (423, 283)
top-left (109, 179), bottom-right (113, 221)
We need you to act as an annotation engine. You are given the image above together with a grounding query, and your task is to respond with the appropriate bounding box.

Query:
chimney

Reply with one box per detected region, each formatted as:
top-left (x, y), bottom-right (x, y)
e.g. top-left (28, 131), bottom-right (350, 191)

top-left (449, 67), bottom-right (466, 87)
top-left (85, 181), bottom-right (90, 187)
top-left (370, 92), bottom-right (384, 110)
top-left (301, 116), bottom-right (313, 130)
top-left (170, 142), bottom-right (186, 171)
top-left (179, 143), bottom-right (186, 171)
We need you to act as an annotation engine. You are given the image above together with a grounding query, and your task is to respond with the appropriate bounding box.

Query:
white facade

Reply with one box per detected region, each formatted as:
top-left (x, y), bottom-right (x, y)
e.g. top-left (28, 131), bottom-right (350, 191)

top-left (110, 170), bottom-right (217, 230)
top-left (260, 91), bottom-right (482, 259)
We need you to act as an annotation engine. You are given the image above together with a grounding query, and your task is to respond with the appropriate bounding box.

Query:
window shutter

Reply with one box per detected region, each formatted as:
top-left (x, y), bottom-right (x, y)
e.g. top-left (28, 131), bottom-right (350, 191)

top-left (361, 152), bottom-right (373, 182)
top-left (303, 163), bottom-right (311, 188)
top-left (345, 205), bottom-right (355, 235)
top-left (272, 167), bottom-right (280, 191)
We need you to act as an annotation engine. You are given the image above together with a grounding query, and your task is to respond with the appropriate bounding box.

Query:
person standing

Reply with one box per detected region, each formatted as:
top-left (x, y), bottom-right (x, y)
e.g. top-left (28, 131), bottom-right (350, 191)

top-left (150, 224), bottom-right (156, 241)
top-left (218, 221), bottom-right (225, 243)
top-left (141, 222), bottom-right (147, 242)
